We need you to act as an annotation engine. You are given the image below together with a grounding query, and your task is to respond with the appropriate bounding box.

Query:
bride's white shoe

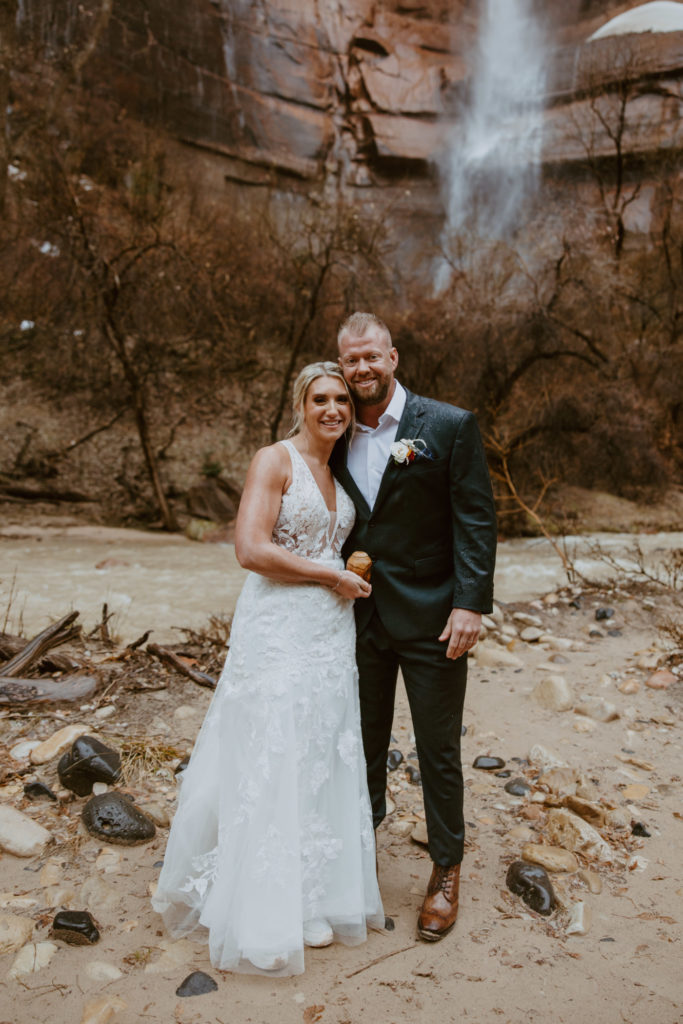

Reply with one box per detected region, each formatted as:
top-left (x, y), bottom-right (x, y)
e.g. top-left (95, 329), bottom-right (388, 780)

top-left (249, 951), bottom-right (289, 971)
top-left (303, 918), bottom-right (334, 947)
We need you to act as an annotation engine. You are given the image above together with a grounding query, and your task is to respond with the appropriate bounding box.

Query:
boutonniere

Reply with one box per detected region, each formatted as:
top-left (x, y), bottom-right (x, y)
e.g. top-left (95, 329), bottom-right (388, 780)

top-left (390, 438), bottom-right (432, 465)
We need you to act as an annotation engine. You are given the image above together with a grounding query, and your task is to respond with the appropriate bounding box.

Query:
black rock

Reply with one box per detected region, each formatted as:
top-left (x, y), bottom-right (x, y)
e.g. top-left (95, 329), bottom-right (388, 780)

top-left (175, 757), bottom-right (190, 775)
top-left (153, 860), bottom-right (164, 868)
top-left (599, 937), bottom-right (615, 942)
top-left (631, 821), bottom-right (651, 838)
top-left (504, 777), bottom-right (530, 796)
top-left (81, 792), bottom-right (156, 845)
top-left (510, 757), bottom-right (529, 766)
top-left (569, 598), bottom-right (582, 610)
top-left (607, 629), bottom-right (622, 637)
top-left (51, 910), bottom-right (100, 945)
top-left (58, 735), bottom-right (121, 797)
top-left (406, 765), bottom-right (421, 785)
top-left (387, 749), bottom-right (403, 771)
top-left (589, 629), bottom-right (603, 638)
top-left (407, 749), bottom-right (418, 760)
top-left (595, 607), bottom-right (614, 621)
top-left (176, 971), bottom-right (218, 997)
top-left (506, 861), bottom-right (556, 916)
top-left (495, 770), bottom-right (512, 779)
top-left (472, 755), bottom-right (505, 771)
top-left (23, 781), bottom-right (57, 801)
top-left (384, 916), bottom-right (395, 931)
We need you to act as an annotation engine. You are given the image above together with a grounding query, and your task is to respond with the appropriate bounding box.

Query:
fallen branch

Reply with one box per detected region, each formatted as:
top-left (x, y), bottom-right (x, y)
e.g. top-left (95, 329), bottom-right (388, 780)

top-left (147, 643), bottom-right (216, 689)
top-left (345, 943), bottom-right (417, 978)
top-left (0, 674), bottom-right (98, 706)
top-left (1, 612), bottom-right (81, 677)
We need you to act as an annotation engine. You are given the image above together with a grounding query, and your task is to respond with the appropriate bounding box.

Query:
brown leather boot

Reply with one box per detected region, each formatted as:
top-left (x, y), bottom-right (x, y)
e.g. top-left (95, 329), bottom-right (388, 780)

top-left (417, 862), bottom-right (461, 941)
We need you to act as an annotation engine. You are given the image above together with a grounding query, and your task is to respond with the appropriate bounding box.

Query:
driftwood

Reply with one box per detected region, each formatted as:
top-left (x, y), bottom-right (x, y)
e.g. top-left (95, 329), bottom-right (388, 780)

top-left (1, 612), bottom-right (81, 677)
top-left (0, 484), bottom-right (94, 503)
top-left (147, 643), bottom-right (216, 690)
top-left (0, 674), bottom-right (98, 706)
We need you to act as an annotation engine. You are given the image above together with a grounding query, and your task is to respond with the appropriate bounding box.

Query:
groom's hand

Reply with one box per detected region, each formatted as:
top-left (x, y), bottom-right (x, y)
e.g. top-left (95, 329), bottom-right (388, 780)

top-left (439, 609), bottom-right (482, 660)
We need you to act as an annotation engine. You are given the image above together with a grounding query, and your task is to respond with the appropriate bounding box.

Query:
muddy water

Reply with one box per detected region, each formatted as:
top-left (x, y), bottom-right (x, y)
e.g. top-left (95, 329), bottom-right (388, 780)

top-left (0, 524), bottom-right (681, 644)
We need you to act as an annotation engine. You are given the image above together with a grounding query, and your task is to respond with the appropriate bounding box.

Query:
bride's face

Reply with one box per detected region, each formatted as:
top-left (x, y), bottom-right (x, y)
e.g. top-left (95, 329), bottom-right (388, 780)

top-left (302, 376), bottom-right (352, 441)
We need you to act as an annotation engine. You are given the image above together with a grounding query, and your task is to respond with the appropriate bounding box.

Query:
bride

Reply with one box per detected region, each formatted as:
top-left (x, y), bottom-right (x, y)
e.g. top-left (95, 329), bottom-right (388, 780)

top-left (152, 361), bottom-right (384, 975)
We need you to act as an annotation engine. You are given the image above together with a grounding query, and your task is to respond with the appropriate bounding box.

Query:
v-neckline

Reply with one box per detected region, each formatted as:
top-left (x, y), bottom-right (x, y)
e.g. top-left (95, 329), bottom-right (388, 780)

top-left (284, 440), bottom-right (339, 519)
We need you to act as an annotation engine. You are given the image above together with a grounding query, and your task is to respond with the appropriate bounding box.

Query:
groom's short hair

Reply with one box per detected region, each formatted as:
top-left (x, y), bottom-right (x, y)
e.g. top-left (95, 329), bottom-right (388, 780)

top-left (337, 312), bottom-right (392, 349)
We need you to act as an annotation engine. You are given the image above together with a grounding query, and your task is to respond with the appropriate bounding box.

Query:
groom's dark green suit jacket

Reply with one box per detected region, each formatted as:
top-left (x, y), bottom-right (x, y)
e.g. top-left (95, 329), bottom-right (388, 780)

top-left (331, 389), bottom-right (497, 640)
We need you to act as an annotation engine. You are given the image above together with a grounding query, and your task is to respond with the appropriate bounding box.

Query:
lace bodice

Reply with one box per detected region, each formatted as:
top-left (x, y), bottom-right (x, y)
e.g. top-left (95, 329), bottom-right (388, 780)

top-left (273, 440), bottom-right (355, 560)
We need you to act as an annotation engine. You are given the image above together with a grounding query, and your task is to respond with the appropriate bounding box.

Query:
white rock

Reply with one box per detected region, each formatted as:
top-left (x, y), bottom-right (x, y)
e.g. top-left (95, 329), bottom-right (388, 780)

top-left (566, 901), bottom-right (592, 935)
top-left (138, 802), bottom-right (170, 828)
top-left (490, 603), bottom-right (504, 625)
top-left (522, 844), bottom-right (579, 873)
top-left (173, 705), bottom-right (198, 721)
top-left (94, 706), bottom-right (117, 720)
top-left (500, 624), bottom-right (519, 637)
top-left (8, 940), bottom-right (59, 978)
top-left (92, 782), bottom-right (108, 796)
top-left (520, 626), bottom-right (544, 643)
top-left (95, 849), bottom-right (123, 874)
top-left (9, 740), bottom-right (41, 761)
top-left (144, 938), bottom-right (202, 974)
top-left (39, 860), bottom-right (62, 886)
top-left (0, 912), bottom-right (34, 955)
top-left (410, 821), bottom-right (429, 845)
top-left (388, 819), bottom-right (414, 838)
top-left (528, 744), bottom-right (567, 772)
top-left (481, 615), bottom-right (497, 631)
top-left (546, 809), bottom-right (613, 862)
top-left (531, 675), bottom-right (574, 712)
top-left (573, 718), bottom-right (597, 734)
top-left (0, 804), bottom-right (51, 857)
top-left (30, 724), bottom-right (88, 764)
top-left (472, 642), bottom-right (524, 669)
top-left (81, 875), bottom-right (119, 914)
top-left (0, 893), bottom-right (38, 910)
top-left (636, 651), bottom-right (661, 671)
top-left (574, 696), bottom-right (619, 723)
top-left (85, 961), bottom-right (124, 982)
top-left (513, 612), bottom-right (543, 627)
top-left (80, 996), bottom-right (127, 1024)
top-left (44, 885), bottom-right (77, 907)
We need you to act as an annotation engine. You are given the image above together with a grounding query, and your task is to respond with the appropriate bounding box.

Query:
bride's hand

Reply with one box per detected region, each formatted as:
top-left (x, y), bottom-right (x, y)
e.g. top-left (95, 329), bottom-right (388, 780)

top-left (332, 570), bottom-right (372, 600)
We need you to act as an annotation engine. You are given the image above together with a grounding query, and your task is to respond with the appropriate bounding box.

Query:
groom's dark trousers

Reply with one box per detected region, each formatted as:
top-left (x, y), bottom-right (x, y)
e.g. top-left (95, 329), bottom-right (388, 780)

top-left (332, 389), bottom-right (496, 868)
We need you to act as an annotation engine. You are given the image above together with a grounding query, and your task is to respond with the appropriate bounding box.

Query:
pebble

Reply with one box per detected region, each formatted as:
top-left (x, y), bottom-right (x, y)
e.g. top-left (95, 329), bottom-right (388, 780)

top-left (520, 804), bottom-right (544, 821)
top-left (521, 843), bottom-right (579, 873)
top-left (81, 792), bottom-right (155, 845)
top-left (30, 724), bottom-right (89, 765)
top-left (85, 961), bottom-right (123, 982)
top-left (411, 821), bottom-right (429, 845)
top-left (636, 651), bottom-right (661, 670)
top-left (388, 819), bottom-right (414, 838)
top-left (405, 765), bottom-right (421, 785)
top-left (80, 996), bottom-right (127, 1024)
top-left (621, 783), bottom-right (650, 801)
top-left (9, 740), bottom-right (41, 761)
top-left (505, 861), bottom-right (556, 915)
top-left (513, 612), bottom-right (543, 628)
top-left (566, 900), bottom-right (592, 935)
top-left (506, 825), bottom-right (536, 843)
top-left (23, 781), bottom-right (57, 801)
top-left (144, 938), bottom-right (202, 974)
top-left (176, 970), bottom-right (218, 997)
top-left (0, 912), bottom-right (34, 955)
top-left (574, 696), bottom-right (619, 723)
top-left (51, 909), bottom-right (100, 945)
top-left (81, 875), bottom-right (121, 914)
top-left (520, 627), bottom-right (543, 643)
top-left (538, 767), bottom-right (577, 797)
top-left (0, 804), bottom-right (51, 857)
top-left (577, 868), bottom-right (602, 894)
top-left (574, 717), bottom-right (597, 734)
top-left (564, 795), bottom-right (607, 828)
top-left (532, 675), bottom-right (574, 712)
top-left (545, 637), bottom-right (574, 651)
top-left (58, 736), bottom-right (122, 797)
top-left (0, 893), bottom-right (38, 910)
top-left (93, 706), bottom-right (117, 720)
top-left (528, 744), bottom-right (566, 772)
top-left (645, 669), bottom-right (677, 690)
top-left (138, 802), bottom-right (171, 828)
top-left (39, 860), bottom-right (62, 886)
top-left (504, 778), bottom-right (530, 797)
top-left (472, 755), bottom-right (505, 771)
top-left (595, 607), bottom-right (614, 621)
top-left (174, 757), bottom-right (190, 775)
top-left (95, 849), bottom-right (123, 873)
top-left (387, 749), bottom-right (404, 771)
top-left (472, 643), bottom-right (524, 669)
top-left (546, 809), bottom-right (613, 861)
top-left (631, 821), bottom-right (651, 837)
top-left (8, 940), bottom-right (59, 978)
top-left (549, 653), bottom-right (570, 664)
top-left (618, 678), bottom-right (640, 694)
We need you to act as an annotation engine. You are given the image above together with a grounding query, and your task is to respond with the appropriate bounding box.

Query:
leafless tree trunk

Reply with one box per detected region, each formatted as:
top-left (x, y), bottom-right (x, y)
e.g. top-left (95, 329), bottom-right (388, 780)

top-left (0, 0), bottom-right (17, 214)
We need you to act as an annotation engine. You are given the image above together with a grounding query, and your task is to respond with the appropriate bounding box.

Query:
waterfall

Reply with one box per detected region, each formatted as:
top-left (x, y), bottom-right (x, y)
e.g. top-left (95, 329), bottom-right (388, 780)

top-left (438, 0), bottom-right (547, 274)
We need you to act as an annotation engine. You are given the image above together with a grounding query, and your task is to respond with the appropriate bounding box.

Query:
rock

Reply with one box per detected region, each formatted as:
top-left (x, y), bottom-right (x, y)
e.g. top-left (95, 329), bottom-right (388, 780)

top-left (595, 607), bottom-right (614, 621)
top-left (574, 696), bottom-right (619, 722)
top-left (405, 765), bottom-right (421, 785)
top-left (472, 643), bottom-right (524, 669)
top-left (80, 875), bottom-right (125, 915)
top-left (384, 915), bottom-right (395, 931)
top-left (495, 769), bottom-right (511, 778)
top-left (549, 652), bottom-right (570, 663)
top-left (176, 970), bottom-right (218, 997)
top-left (490, 603), bottom-right (504, 625)
top-left (506, 861), bottom-right (556, 915)
top-left (538, 767), bottom-right (577, 797)
top-left (95, 849), bottom-right (123, 874)
top-left (51, 910), bottom-right (100, 945)
top-left (528, 744), bottom-right (567, 772)
top-left (472, 755), bottom-right (505, 771)
top-left (531, 675), bottom-right (574, 712)
top-left (631, 821), bottom-right (651, 837)
top-left (521, 843), bottom-right (579, 873)
top-left (545, 637), bottom-right (574, 651)
top-left (23, 781), bottom-right (57, 801)
top-left (85, 961), bottom-right (123, 982)
top-left (506, 825), bottom-right (536, 843)
top-left (174, 757), bottom-right (190, 775)
top-left (80, 996), bottom-right (127, 1024)
top-left (481, 615), bottom-right (497, 631)
top-left (39, 860), bottom-right (62, 886)
top-left (144, 938), bottom-right (202, 974)
top-left (8, 940), bottom-right (58, 978)
top-left (504, 777), bottom-right (530, 797)
top-left (138, 802), bottom-right (171, 827)
top-left (410, 821), bottom-right (428, 845)
top-left (0, 804), bottom-right (51, 857)
top-left (564, 795), bottom-right (607, 828)
top-left (520, 627), bottom-right (544, 642)
top-left (385, 794), bottom-right (396, 815)
top-left (30, 724), bottom-right (89, 765)
top-left (621, 783), bottom-right (650, 801)
top-left (81, 792), bottom-right (155, 845)
top-left (9, 740), bottom-right (41, 760)
top-left (0, 912), bottom-right (34, 955)
top-left (645, 669), bottom-right (677, 690)
top-left (0, 893), bottom-right (37, 910)
top-left (566, 900), bottom-right (592, 935)
top-left (577, 868), bottom-right (603, 894)
top-left (513, 612), bottom-right (543, 627)
top-left (93, 706), bottom-right (117, 720)
top-left (58, 736), bottom-right (122, 797)
top-left (546, 809), bottom-right (613, 862)
top-left (387, 749), bottom-right (403, 771)
top-left (388, 819), bottom-right (414, 837)
top-left (520, 804), bottom-right (545, 821)
top-left (44, 885), bottom-right (78, 907)
top-left (605, 807), bottom-right (631, 829)
top-left (618, 678), bottom-right (640, 694)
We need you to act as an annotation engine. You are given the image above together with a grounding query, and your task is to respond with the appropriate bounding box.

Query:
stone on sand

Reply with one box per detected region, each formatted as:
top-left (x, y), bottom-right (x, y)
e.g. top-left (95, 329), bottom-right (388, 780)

top-left (566, 900), bottom-right (592, 935)
top-left (578, 868), bottom-right (603, 894)
top-left (574, 696), bottom-right (619, 722)
top-left (80, 996), bottom-right (127, 1024)
top-left (472, 642), bottom-right (524, 669)
top-left (30, 724), bottom-right (89, 765)
top-left (85, 961), bottom-right (124, 982)
top-left (532, 675), bottom-right (574, 712)
top-left (528, 744), bottom-right (567, 772)
top-left (0, 912), bottom-right (34, 955)
top-left (8, 941), bottom-right (58, 978)
top-left (522, 844), bottom-right (579, 873)
top-left (546, 808), bottom-right (613, 862)
top-left (645, 668), bottom-right (677, 690)
top-left (0, 804), bottom-right (51, 857)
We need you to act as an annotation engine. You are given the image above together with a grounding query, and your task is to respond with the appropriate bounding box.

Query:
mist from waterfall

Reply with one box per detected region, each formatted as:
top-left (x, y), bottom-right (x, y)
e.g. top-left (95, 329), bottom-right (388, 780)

top-left (438, 0), bottom-right (547, 278)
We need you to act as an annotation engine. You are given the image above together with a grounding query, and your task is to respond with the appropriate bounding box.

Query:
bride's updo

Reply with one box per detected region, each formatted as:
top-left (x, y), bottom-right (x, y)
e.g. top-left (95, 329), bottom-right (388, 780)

top-left (288, 361), bottom-right (355, 438)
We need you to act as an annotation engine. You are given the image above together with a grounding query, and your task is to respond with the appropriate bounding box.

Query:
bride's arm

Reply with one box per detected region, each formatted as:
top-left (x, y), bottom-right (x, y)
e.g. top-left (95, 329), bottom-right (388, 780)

top-left (234, 446), bottom-right (369, 599)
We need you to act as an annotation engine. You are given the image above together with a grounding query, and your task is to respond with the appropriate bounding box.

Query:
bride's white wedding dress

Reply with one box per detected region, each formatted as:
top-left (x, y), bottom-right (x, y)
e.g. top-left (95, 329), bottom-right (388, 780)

top-left (152, 440), bottom-right (383, 975)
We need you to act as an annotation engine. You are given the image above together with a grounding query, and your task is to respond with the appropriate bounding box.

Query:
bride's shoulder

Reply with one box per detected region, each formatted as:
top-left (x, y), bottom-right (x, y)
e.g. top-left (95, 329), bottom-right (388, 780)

top-left (245, 442), bottom-right (292, 488)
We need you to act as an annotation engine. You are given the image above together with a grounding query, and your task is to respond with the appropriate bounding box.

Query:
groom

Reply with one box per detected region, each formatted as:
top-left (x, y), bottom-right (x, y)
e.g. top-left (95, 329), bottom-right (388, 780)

top-left (333, 312), bottom-right (497, 942)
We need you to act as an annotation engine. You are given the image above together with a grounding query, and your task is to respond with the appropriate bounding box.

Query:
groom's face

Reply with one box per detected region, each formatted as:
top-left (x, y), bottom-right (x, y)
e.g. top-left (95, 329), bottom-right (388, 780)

top-left (338, 327), bottom-right (398, 407)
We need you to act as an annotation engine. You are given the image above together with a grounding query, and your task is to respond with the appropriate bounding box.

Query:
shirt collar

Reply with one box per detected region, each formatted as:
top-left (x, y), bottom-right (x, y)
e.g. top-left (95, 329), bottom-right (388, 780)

top-left (356, 380), bottom-right (406, 433)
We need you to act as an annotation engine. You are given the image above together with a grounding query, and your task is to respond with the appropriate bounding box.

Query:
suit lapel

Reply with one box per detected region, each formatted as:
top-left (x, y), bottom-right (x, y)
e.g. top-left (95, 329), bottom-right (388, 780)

top-left (370, 390), bottom-right (425, 517)
top-left (331, 438), bottom-right (371, 518)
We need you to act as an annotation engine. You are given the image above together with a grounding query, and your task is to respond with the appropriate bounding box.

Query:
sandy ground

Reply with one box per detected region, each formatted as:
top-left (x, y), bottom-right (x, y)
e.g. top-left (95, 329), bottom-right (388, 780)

top-left (0, 571), bottom-right (682, 1023)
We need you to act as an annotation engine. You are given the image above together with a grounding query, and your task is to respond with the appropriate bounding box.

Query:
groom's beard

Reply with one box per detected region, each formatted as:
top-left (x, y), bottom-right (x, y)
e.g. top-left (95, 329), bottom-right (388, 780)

top-left (349, 375), bottom-right (392, 406)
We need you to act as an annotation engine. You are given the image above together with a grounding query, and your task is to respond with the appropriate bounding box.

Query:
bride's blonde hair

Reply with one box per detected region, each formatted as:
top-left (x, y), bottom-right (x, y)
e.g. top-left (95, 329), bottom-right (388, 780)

top-left (288, 361), bottom-right (355, 438)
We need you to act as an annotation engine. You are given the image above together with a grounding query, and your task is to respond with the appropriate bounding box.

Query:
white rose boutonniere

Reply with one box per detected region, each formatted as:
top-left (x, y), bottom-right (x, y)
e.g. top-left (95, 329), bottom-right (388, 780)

top-left (389, 438), bottom-right (432, 465)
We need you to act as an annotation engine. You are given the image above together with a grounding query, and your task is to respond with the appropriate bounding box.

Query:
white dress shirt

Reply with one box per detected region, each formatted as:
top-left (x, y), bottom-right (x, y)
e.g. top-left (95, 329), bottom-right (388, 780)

top-left (347, 381), bottom-right (407, 509)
